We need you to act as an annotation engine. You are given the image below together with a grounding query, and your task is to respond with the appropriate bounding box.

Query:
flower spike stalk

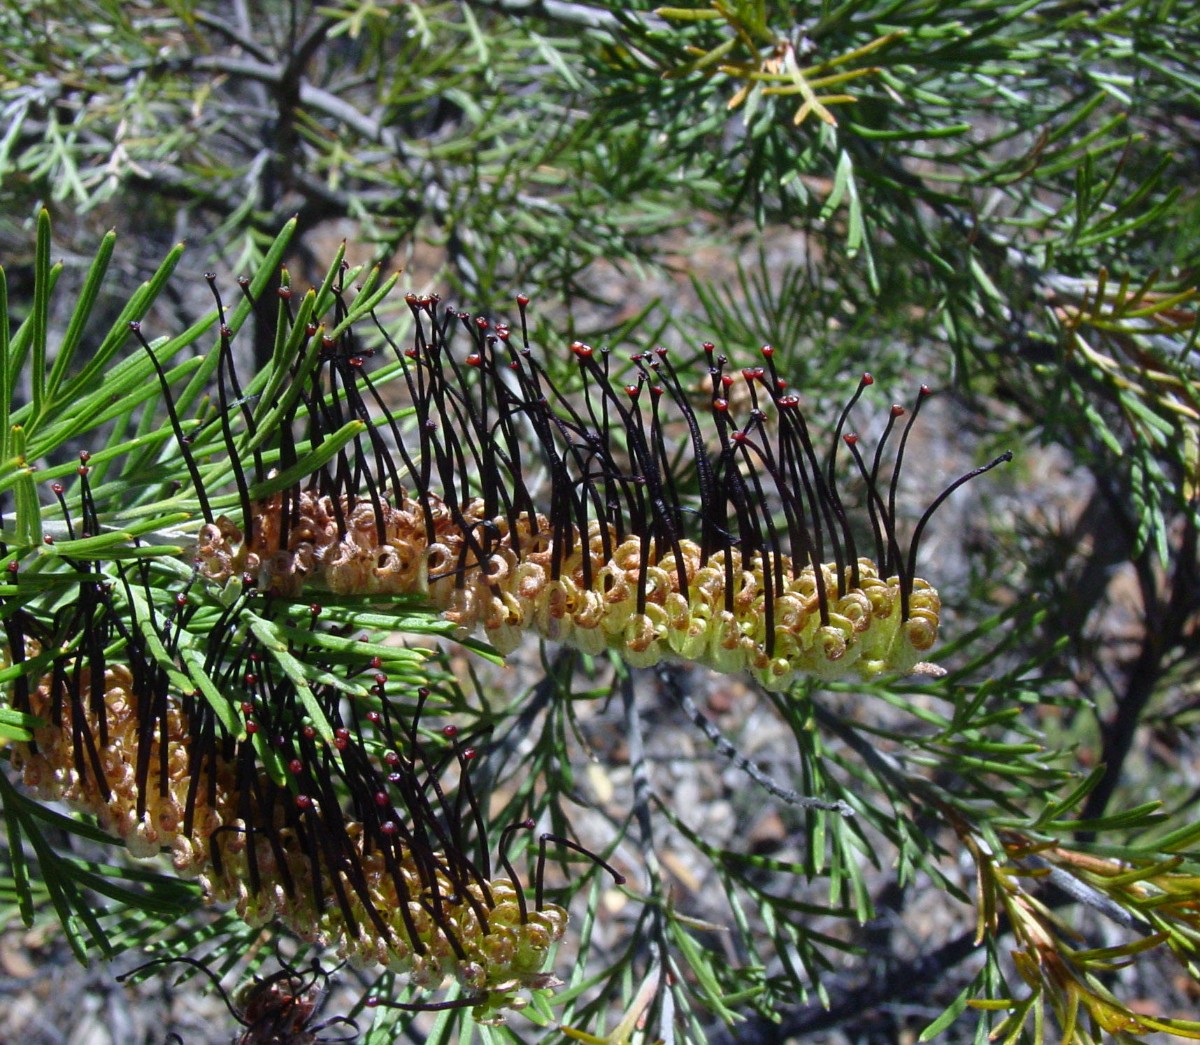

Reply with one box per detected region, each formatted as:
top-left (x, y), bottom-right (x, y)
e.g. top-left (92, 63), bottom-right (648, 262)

top-left (196, 285), bottom-right (1009, 688)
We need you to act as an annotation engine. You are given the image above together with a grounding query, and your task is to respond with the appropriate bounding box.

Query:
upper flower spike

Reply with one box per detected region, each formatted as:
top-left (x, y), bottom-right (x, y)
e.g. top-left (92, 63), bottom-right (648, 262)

top-left (196, 287), bottom-right (1010, 687)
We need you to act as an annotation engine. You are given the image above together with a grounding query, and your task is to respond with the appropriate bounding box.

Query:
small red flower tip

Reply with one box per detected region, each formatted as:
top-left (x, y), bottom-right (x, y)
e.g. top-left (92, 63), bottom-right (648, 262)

top-left (463, 747), bottom-right (477, 761)
top-left (920, 384), bottom-right (933, 397)
top-left (366, 711), bottom-right (382, 725)
top-left (380, 821), bottom-right (398, 836)
top-left (891, 404), bottom-right (905, 417)
top-left (295, 795), bottom-right (312, 811)
top-left (303, 725), bottom-right (317, 740)
top-left (175, 593), bottom-right (188, 607)
top-left (844, 433), bottom-right (859, 446)
top-left (51, 482), bottom-right (63, 494)
top-left (244, 673), bottom-right (258, 686)
top-left (245, 721), bottom-right (258, 734)
top-left (384, 750), bottom-right (400, 766)
top-left (702, 341), bottom-right (715, 353)
top-left (79, 451), bottom-right (91, 464)
top-left (862, 373), bottom-right (874, 386)
top-left (465, 353), bottom-right (482, 367)
top-left (43, 535), bottom-right (53, 545)
top-left (761, 344), bottom-right (774, 357)
top-left (310, 604), bottom-right (322, 617)
top-left (277, 287), bottom-right (291, 300)
top-left (625, 385), bottom-right (640, 399)
top-left (374, 791), bottom-right (389, 807)
top-left (6, 562), bottom-right (17, 575)
top-left (713, 398), bottom-right (729, 413)
top-left (241, 701), bottom-right (254, 715)
top-left (442, 725), bottom-right (458, 739)
top-left (516, 293), bottom-right (530, 307)
top-left (288, 759), bottom-right (303, 774)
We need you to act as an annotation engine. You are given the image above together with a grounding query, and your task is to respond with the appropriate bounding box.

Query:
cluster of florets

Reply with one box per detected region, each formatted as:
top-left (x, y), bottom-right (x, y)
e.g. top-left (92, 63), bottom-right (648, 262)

top-left (12, 662), bottom-right (235, 865)
top-left (9, 660), bottom-right (567, 1011)
top-left (183, 289), bottom-right (1010, 690)
top-left (198, 493), bottom-right (941, 687)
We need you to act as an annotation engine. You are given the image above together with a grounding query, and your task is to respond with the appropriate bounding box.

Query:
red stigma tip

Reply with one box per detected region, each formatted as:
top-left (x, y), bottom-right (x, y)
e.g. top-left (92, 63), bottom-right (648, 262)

top-left (862, 373), bottom-right (874, 385)
top-left (295, 795), bottom-right (312, 811)
top-left (442, 725), bottom-right (458, 738)
top-left (516, 293), bottom-right (530, 306)
top-left (761, 345), bottom-right (774, 357)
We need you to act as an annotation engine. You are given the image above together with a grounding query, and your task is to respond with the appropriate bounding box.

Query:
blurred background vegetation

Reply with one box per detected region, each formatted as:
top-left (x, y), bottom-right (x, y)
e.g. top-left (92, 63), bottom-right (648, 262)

top-left (1, 0), bottom-right (1198, 1042)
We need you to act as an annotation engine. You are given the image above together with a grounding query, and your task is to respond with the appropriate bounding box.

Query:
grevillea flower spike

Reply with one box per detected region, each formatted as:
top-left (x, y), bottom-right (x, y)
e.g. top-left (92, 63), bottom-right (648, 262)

top-left (192, 281), bottom-right (1010, 689)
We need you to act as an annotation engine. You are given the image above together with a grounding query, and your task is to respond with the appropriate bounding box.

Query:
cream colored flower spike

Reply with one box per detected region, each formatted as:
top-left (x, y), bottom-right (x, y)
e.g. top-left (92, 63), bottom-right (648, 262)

top-left (194, 294), bottom-right (1008, 687)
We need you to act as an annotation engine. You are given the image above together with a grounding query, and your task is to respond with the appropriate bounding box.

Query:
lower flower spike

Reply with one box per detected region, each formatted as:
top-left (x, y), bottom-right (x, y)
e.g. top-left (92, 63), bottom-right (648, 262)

top-left (10, 657), bottom-right (569, 1015)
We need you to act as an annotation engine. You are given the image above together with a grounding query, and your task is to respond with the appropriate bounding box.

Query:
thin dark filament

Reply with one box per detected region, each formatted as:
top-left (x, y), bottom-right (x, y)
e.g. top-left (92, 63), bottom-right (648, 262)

top-left (904, 451), bottom-right (1014, 616)
top-left (888, 388), bottom-right (932, 586)
top-left (843, 435), bottom-right (907, 604)
top-left (535, 832), bottom-right (625, 913)
top-left (867, 407), bottom-right (905, 572)
top-left (132, 328), bottom-right (215, 521)
top-left (499, 819), bottom-right (534, 923)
